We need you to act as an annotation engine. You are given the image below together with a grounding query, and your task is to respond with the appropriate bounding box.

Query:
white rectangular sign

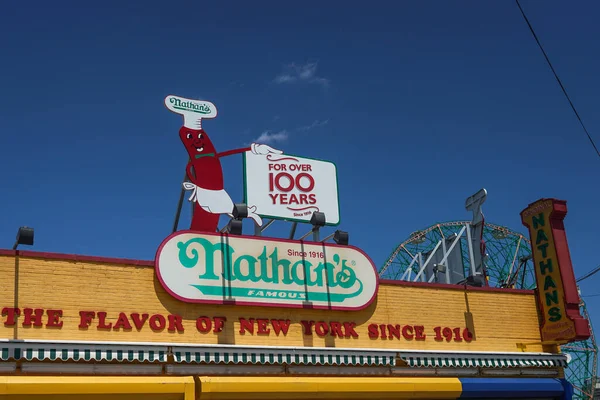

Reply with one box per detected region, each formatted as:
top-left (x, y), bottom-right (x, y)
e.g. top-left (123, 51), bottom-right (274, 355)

top-left (243, 152), bottom-right (340, 225)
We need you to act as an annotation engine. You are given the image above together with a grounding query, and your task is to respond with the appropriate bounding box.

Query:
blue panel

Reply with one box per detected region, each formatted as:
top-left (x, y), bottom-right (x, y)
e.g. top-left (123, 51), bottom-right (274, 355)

top-left (459, 378), bottom-right (565, 398)
top-left (559, 379), bottom-right (573, 400)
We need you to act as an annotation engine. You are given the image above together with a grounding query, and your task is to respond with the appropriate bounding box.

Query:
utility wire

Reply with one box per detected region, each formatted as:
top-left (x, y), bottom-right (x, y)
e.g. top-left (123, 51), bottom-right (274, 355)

top-left (582, 293), bottom-right (600, 298)
top-left (577, 265), bottom-right (600, 283)
top-left (515, 0), bottom-right (600, 160)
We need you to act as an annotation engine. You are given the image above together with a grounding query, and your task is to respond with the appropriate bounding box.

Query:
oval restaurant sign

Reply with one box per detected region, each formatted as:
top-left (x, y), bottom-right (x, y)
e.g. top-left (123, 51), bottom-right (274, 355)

top-left (155, 231), bottom-right (378, 310)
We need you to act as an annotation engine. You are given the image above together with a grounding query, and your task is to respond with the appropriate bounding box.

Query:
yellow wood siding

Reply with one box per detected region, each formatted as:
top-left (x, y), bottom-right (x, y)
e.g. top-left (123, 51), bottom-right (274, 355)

top-left (0, 255), bottom-right (544, 352)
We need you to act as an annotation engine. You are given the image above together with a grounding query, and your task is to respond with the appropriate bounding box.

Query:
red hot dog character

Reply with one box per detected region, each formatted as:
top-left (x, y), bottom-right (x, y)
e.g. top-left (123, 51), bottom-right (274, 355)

top-left (165, 95), bottom-right (282, 233)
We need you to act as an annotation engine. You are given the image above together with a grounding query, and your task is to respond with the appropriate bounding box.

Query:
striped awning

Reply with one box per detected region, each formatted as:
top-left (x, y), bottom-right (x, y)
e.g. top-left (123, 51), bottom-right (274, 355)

top-left (172, 346), bottom-right (396, 367)
top-left (0, 342), bottom-right (167, 363)
top-left (400, 351), bottom-right (568, 369)
top-left (0, 340), bottom-right (567, 371)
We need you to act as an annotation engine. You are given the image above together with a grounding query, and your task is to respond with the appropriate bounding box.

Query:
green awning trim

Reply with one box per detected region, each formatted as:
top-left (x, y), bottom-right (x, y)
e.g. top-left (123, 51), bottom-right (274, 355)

top-left (399, 351), bottom-right (568, 369)
top-left (172, 346), bottom-right (396, 367)
top-left (0, 341), bottom-right (568, 370)
top-left (0, 342), bottom-right (167, 363)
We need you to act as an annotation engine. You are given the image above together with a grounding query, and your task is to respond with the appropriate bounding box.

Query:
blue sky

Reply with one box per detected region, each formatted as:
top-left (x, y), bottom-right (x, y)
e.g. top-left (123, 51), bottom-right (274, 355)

top-left (1, 0), bottom-right (599, 367)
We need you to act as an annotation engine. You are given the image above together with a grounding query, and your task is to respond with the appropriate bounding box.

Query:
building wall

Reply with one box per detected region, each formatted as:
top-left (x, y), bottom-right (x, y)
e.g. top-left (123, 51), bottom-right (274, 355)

top-left (0, 253), bottom-right (546, 353)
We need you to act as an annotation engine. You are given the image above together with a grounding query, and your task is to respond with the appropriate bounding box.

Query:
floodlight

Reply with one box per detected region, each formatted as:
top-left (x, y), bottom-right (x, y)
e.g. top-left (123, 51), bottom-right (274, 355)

top-left (232, 203), bottom-right (248, 219)
top-left (333, 230), bottom-right (349, 246)
top-left (13, 226), bottom-right (34, 250)
top-left (227, 219), bottom-right (243, 236)
top-left (310, 212), bottom-right (326, 227)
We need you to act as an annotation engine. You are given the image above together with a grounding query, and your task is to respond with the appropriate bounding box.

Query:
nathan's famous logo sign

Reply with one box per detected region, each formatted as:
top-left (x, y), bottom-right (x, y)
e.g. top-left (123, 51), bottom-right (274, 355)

top-left (521, 198), bottom-right (590, 343)
top-left (155, 232), bottom-right (378, 310)
top-left (244, 153), bottom-right (340, 225)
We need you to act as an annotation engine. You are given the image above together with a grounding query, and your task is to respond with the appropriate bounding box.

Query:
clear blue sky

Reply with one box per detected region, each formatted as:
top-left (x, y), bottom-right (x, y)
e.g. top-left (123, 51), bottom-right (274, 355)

top-left (1, 0), bottom-right (599, 365)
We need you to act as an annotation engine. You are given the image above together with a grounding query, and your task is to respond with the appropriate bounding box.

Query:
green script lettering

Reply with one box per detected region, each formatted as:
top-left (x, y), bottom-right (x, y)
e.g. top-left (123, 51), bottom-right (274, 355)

top-left (535, 228), bottom-right (549, 245)
top-left (537, 243), bottom-right (549, 258)
top-left (267, 248), bottom-right (293, 284)
top-left (545, 290), bottom-right (559, 307)
top-left (532, 212), bottom-right (545, 229)
top-left (291, 260), bottom-right (307, 285)
top-left (233, 254), bottom-right (260, 282)
top-left (311, 262), bottom-right (326, 287)
top-left (539, 259), bottom-right (553, 275)
top-left (175, 237), bottom-right (365, 301)
top-left (548, 307), bottom-right (562, 322)
top-left (543, 275), bottom-right (557, 290)
top-left (169, 97), bottom-right (211, 114)
top-left (177, 238), bottom-right (232, 280)
top-left (335, 258), bottom-right (358, 289)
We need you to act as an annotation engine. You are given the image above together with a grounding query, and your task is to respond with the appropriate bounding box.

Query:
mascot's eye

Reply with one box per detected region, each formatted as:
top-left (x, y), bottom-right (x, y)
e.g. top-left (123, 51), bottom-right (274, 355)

top-left (186, 133), bottom-right (192, 139)
top-left (198, 133), bottom-right (203, 139)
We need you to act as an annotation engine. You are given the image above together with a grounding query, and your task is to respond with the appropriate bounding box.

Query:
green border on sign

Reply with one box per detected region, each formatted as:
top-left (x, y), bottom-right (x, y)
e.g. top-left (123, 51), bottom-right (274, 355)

top-left (242, 152), bottom-right (341, 226)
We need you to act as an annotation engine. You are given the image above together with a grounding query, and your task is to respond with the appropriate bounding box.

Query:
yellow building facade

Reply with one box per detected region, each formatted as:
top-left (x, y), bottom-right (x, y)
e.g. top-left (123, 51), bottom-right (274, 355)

top-left (0, 244), bottom-right (578, 400)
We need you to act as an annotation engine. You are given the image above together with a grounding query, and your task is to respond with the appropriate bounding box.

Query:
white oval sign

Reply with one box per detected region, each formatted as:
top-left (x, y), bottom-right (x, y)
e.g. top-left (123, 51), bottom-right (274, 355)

top-left (164, 95), bottom-right (217, 119)
top-left (155, 231), bottom-right (379, 310)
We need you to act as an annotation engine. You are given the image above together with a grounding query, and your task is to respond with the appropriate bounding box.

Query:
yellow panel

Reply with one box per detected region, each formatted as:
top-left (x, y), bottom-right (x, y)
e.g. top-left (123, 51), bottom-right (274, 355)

top-left (197, 376), bottom-right (462, 399)
top-left (0, 255), bottom-right (16, 340)
top-left (2, 395), bottom-right (183, 400)
top-left (0, 254), bottom-right (544, 353)
top-left (0, 376), bottom-right (195, 400)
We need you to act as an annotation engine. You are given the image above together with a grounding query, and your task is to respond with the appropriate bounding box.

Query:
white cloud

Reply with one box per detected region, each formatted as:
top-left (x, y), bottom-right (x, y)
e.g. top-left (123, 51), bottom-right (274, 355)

top-left (274, 62), bottom-right (330, 87)
top-left (297, 119), bottom-right (329, 132)
top-left (253, 130), bottom-right (289, 144)
top-left (274, 74), bottom-right (296, 84)
top-left (251, 118), bottom-right (329, 145)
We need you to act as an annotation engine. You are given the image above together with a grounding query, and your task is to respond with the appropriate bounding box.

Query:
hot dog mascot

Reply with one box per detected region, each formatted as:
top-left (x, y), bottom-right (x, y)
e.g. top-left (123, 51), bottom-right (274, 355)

top-left (165, 95), bottom-right (281, 233)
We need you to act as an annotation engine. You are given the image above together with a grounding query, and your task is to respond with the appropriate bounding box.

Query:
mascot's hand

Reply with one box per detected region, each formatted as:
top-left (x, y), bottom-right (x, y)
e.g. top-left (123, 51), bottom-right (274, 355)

top-left (251, 143), bottom-right (283, 156)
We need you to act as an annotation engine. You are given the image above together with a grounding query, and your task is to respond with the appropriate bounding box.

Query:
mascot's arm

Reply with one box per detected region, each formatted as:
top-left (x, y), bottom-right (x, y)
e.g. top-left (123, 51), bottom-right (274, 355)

top-left (217, 147), bottom-right (251, 158)
top-left (217, 144), bottom-right (284, 158)
top-left (186, 162), bottom-right (197, 183)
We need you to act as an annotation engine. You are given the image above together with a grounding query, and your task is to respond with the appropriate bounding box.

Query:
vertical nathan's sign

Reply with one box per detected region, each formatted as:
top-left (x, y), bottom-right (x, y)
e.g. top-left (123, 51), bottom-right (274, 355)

top-left (243, 152), bottom-right (340, 225)
top-left (521, 198), bottom-right (590, 343)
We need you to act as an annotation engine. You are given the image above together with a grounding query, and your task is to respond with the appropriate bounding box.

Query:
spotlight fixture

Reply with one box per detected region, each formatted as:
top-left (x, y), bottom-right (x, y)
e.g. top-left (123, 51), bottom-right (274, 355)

top-left (13, 226), bottom-right (34, 250)
top-left (220, 203), bottom-right (248, 235)
top-left (333, 230), bottom-right (349, 246)
top-left (310, 212), bottom-right (326, 228)
top-left (227, 219), bottom-right (243, 236)
top-left (232, 203), bottom-right (248, 219)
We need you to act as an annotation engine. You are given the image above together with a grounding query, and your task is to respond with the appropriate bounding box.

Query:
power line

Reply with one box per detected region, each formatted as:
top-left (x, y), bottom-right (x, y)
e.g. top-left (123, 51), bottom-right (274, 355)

top-left (582, 293), bottom-right (600, 298)
top-left (577, 265), bottom-right (600, 283)
top-left (515, 0), bottom-right (600, 160)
